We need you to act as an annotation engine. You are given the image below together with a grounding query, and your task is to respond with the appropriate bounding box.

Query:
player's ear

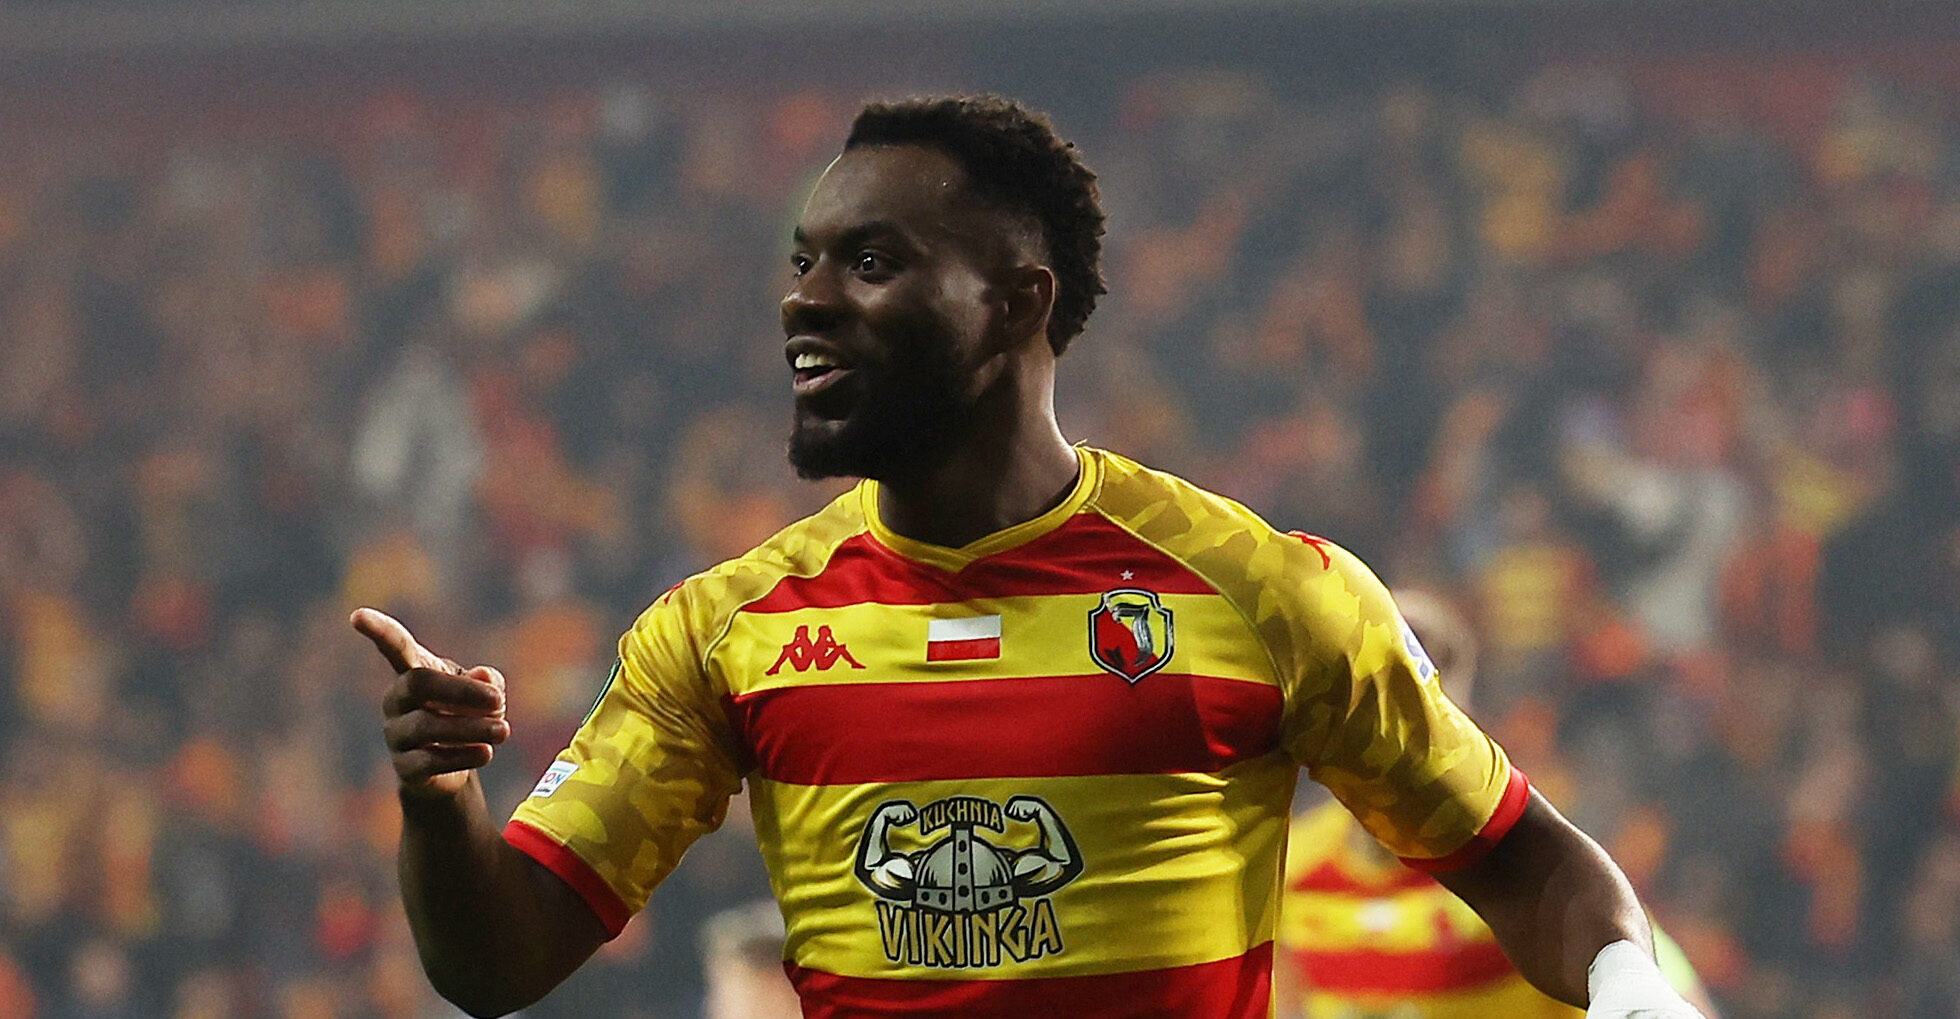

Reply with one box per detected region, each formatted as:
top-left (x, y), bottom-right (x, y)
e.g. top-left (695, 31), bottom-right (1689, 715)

top-left (997, 263), bottom-right (1057, 354)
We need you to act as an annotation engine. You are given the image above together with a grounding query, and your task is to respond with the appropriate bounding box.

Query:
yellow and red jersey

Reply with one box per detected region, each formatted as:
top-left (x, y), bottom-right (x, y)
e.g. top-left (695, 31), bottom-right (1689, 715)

top-left (508, 447), bottom-right (1525, 1017)
top-left (1280, 801), bottom-right (1579, 1019)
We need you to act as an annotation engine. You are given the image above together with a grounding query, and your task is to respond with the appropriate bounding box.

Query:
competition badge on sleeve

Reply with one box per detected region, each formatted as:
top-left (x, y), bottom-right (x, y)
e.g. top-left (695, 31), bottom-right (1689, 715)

top-left (1399, 616), bottom-right (1438, 685)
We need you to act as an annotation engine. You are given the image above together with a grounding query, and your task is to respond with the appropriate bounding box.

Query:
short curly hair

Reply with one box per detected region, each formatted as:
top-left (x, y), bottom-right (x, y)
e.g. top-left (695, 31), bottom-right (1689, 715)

top-left (846, 95), bottom-right (1107, 355)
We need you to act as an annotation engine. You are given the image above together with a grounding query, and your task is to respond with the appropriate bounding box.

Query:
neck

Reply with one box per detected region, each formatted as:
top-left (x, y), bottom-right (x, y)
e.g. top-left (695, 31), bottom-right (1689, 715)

top-left (874, 362), bottom-right (1077, 550)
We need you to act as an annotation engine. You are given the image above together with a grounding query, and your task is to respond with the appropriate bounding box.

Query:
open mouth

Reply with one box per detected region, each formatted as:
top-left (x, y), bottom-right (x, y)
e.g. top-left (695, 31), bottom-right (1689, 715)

top-left (791, 349), bottom-right (852, 394)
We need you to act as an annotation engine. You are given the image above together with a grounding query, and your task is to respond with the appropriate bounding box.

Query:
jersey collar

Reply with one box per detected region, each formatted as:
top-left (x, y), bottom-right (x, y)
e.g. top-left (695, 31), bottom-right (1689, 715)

top-left (859, 446), bottom-right (1099, 573)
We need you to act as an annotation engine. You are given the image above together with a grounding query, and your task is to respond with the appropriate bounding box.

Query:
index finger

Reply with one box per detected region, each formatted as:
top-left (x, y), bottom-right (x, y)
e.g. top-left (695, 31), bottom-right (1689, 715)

top-left (350, 607), bottom-right (444, 675)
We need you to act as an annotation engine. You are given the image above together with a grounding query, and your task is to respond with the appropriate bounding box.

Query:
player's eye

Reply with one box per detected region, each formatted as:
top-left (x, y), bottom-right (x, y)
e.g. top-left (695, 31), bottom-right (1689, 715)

top-left (790, 253), bottom-right (813, 277)
top-left (855, 251), bottom-right (890, 275)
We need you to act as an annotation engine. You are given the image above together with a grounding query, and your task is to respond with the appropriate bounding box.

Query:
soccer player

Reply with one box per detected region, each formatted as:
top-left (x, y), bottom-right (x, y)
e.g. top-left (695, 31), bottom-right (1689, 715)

top-left (353, 95), bottom-right (1705, 1018)
top-left (1275, 590), bottom-right (1720, 1018)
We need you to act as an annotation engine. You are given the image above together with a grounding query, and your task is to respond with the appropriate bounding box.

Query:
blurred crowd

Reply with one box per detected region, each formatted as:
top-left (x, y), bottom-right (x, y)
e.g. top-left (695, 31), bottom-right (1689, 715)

top-left (1, 24), bottom-right (1957, 1019)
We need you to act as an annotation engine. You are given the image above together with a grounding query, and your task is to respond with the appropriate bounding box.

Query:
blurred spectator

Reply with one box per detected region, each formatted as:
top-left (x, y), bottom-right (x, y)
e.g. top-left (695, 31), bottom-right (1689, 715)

top-left (700, 900), bottom-right (800, 1019)
top-left (348, 341), bottom-right (484, 573)
top-left (0, 14), bottom-right (1956, 1018)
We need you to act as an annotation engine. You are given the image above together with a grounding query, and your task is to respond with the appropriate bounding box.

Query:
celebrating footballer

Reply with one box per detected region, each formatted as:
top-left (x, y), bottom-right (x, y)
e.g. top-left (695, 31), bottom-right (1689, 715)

top-left (356, 95), bottom-right (1705, 1018)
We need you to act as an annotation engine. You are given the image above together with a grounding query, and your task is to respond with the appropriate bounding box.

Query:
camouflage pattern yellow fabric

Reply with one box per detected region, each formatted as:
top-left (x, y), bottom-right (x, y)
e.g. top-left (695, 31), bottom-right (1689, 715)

top-left (1090, 453), bottom-right (1516, 860)
top-left (506, 447), bottom-right (1517, 1010)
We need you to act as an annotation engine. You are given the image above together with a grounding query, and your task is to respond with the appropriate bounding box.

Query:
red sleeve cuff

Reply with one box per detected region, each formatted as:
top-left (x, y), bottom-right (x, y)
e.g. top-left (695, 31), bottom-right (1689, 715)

top-left (504, 820), bottom-right (633, 939)
top-left (1398, 765), bottom-right (1531, 874)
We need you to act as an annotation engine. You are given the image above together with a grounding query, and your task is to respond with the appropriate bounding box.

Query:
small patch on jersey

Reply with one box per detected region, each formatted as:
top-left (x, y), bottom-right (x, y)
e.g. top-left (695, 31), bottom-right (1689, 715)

top-left (529, 761), bottom-right (578, 799)
top-left (927, 614), bottom-right (1002, 662)
top-left (1286, 531), bottom-right (1335, 570)
top-left (1400, 618), bottom-right (1437, 683)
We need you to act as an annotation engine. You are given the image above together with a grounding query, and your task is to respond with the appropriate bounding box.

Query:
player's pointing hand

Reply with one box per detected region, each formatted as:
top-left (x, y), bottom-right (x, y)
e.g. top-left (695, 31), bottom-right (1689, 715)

top-left (352, 607), bottom-right (510, 798)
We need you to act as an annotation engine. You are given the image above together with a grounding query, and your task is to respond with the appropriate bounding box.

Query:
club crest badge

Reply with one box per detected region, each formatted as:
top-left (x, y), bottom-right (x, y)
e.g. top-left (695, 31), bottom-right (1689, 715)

top-left (1088, 588), bottom-right (1175, 683)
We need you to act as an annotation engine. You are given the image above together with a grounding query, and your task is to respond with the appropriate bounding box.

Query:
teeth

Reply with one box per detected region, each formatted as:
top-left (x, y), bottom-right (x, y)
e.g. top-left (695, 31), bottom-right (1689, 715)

top-left (794, 353), bottom-right (838, 371)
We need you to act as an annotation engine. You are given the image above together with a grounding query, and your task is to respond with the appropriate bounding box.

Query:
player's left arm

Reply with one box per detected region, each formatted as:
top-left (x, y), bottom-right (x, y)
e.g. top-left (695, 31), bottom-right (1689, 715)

top-left (1276, 534), bottom-right (1701, 1018)
top-left (1431, 789), bottom-right (1700, 1015)
top-left (1428, 811), bottom-right (1723, 1018)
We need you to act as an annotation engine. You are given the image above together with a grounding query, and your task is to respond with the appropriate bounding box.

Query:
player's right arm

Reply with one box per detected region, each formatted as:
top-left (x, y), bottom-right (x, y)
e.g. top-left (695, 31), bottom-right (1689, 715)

top-left (355, 608), bottom-right (609, 1018)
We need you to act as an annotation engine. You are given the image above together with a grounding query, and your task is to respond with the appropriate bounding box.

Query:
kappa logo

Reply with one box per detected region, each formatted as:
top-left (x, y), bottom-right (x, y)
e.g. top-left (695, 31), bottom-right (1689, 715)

top-left (765, 624), bottom-right (865, 675)
top-left (856, 795), bottom-right (1083, 970)
top-left (1088, 588), bottom-right (1175, 683)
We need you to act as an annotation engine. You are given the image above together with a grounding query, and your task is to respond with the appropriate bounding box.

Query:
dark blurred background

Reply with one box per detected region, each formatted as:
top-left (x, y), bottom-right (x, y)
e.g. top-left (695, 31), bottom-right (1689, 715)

top-left (0, 1), bottom-right (1956, 1016)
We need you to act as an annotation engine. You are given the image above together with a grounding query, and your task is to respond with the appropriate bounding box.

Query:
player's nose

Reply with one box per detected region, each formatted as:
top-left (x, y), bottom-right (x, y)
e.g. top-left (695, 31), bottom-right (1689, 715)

top-left (781, 263), bottom-right (846, 335)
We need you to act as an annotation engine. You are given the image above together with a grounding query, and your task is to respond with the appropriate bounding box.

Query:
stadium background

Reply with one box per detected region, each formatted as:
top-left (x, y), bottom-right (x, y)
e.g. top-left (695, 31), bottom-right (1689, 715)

top-left (1, 1), bottom-right (1957, 1016)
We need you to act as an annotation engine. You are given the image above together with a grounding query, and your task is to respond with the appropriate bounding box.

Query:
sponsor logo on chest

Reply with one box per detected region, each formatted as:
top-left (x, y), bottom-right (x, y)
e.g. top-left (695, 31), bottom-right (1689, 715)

top-left (856, 794), bottom-right (1083, 970)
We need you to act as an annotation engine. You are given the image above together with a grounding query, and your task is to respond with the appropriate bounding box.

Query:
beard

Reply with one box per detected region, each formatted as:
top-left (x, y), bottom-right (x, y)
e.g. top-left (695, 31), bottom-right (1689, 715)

top-left (787, 342), bottom-right (976, 482)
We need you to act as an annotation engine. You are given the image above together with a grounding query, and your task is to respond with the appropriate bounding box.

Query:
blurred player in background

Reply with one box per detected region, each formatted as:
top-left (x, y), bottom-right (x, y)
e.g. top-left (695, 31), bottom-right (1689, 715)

top-left (700, 899), bottom-right (802, 1019)
top-left (1276, 589), bottom-right (1719, 1019)
top-left (355, 95), bottom-right (1703, 1018)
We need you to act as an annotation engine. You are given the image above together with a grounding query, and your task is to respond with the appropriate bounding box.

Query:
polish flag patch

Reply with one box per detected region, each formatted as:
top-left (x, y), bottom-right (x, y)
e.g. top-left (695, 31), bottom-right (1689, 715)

top-left (926, 615), bottom-right (1002, 662)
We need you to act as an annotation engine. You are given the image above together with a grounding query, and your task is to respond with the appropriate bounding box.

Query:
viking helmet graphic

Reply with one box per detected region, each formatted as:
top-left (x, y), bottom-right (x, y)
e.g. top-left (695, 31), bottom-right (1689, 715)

top-left (915, 832), bottom-right (1017, 913)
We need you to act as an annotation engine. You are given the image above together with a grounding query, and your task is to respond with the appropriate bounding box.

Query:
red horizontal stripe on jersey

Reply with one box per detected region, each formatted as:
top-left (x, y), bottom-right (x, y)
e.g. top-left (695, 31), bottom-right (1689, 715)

top-left (744, 516), bottom-right (1218, 613)
top-left (925, 637), bottom-right (1000, 661)
top-left (726, 672), bottom-right (1282, 784)
top-left (1282, 940), bottom-right (1516, 996)
top-left (503, 820), bottom-right (632, 939)
top-left (1399, 766), bottom-right (1532, 874)
top-left (788, 941), bottom-right (1272, 1018)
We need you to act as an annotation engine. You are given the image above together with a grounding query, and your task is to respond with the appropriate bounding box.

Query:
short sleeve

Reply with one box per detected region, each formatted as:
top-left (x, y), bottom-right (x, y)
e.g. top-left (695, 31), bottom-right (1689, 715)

top-left (506, 584), bottom-right (746, 937)
top-left (1277, 534), bottom-right (1527, 869)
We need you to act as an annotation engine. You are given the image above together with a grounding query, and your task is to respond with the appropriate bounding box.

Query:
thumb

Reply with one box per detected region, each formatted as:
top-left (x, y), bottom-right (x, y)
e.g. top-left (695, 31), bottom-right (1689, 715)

top-left (350, 607), bottom-right (445, 675)
top-left (458, 666), bottom-right (509, 722)
top-left (464, 665), bottom-right (508, 699)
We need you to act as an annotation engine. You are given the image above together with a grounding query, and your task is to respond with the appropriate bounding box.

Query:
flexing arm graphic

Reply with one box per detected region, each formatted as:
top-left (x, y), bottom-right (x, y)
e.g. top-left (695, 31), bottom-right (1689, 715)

top-left (1003, 796), bottom-right (1084, 897)
top-left (855, 800), bottom-right (919, 901)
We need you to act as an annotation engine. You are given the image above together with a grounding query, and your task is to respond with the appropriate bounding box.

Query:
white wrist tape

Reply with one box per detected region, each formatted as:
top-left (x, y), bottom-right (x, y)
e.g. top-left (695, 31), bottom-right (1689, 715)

top-left (1587, 939), bottom-right (1691, 1014)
